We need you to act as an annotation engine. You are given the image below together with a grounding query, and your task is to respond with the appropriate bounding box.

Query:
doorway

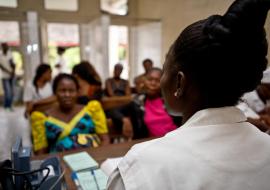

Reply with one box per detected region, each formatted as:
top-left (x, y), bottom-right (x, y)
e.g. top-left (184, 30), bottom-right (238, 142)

top-left (109, 25), bottom-right (129, 80)
top-left (47, 22), bottom-right (81, 75)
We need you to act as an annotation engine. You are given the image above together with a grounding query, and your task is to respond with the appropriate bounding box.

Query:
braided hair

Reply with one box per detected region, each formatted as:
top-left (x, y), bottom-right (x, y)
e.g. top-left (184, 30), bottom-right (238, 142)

top-left (169, 0), bottom-right (270, 107)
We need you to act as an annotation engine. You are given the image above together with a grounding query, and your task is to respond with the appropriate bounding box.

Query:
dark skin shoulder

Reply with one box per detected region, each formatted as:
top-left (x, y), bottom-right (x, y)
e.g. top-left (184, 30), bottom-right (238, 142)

top-left (46, 104), bottom-right (84, 123)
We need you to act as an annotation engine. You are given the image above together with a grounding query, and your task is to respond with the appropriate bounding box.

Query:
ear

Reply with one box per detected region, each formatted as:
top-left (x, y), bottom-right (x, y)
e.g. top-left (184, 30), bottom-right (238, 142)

top-left (174, 71), bottom-right (186, 98)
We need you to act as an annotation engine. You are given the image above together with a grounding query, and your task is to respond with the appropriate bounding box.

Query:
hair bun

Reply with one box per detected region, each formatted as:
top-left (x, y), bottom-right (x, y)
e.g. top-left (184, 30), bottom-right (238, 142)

top-left (204, 0), bottom-right (270, 42)
top-left (204, 15), bottom-right (231, 42)
top-left (223, 0), bottom-right (270, 31)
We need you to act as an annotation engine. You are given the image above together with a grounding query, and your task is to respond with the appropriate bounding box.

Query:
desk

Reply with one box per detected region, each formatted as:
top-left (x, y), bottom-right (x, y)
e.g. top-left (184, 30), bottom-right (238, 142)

top-left (33, 138), bottom-right (151, 189)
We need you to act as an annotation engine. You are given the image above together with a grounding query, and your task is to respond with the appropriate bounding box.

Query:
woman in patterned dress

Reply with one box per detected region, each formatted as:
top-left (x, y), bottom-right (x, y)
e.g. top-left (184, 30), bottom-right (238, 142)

top-left (31, 74), bottom-right (109, 155)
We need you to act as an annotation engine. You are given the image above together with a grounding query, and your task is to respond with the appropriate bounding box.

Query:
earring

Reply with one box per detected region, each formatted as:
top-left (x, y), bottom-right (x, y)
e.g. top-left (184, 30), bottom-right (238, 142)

top-left (174, 89), bottom-right (182, 98)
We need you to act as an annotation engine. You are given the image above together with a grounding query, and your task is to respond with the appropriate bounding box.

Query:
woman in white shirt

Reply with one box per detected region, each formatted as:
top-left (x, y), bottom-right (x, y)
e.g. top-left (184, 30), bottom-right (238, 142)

top-left (24, 64), bottom-right (55, 117)
top-left (107, 0), bottom-right (270, 189)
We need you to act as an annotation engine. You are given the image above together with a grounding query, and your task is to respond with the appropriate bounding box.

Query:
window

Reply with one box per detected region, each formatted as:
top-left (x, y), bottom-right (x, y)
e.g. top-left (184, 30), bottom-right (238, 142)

top-left (101, 0), bottom-right (128, 16)
top-left (48, 23), bottom-right (79, 46)
top-left (109, 25), bottom-right (129, 79)
top-left (47, 23), bottom-right (80, 73)
top-left (0, 0), bottom-right (17, 8)
top-left (0, 21), bottom-right (20, 46)
top-left (44, 0), bottom-right (78, 11)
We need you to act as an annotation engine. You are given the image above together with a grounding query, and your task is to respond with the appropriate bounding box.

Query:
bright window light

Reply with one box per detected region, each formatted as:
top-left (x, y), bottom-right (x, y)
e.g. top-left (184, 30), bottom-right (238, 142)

top-left (0, 0), bottom-right (17, 8)
top-left (44, 0), bottom-right (78, 11)
top-left (101, 0), bottom-right (128, 16)
top-left (47, 23), bottom-right (79, 46)
top-left (0, 21), bottom-right (20, 46)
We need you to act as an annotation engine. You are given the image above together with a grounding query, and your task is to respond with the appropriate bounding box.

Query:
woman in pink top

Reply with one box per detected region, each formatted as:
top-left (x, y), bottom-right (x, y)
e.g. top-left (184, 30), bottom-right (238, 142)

top-left (142, 68), bottom-right (178, 137)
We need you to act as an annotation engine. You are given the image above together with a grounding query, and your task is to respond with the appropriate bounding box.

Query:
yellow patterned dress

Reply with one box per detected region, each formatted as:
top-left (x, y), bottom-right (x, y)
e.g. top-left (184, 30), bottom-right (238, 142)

top-left (31, 101), bottom-right (108, 153)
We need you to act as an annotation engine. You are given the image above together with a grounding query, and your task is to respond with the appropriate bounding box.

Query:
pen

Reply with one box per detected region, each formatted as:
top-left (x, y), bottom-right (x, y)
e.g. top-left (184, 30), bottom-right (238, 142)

top-left (91, 170), bottom-right (100, 190)
top-left (71, 172), bottom-right (83, 190)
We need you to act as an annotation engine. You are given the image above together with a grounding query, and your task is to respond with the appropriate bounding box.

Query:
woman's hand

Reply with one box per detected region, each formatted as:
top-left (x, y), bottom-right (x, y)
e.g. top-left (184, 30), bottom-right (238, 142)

top-left (260, 114), bottom-right (270, 129)
top-left (24, 102), bottom-right (34, 118)
top-left (247, 117), bottom-right (270, 132)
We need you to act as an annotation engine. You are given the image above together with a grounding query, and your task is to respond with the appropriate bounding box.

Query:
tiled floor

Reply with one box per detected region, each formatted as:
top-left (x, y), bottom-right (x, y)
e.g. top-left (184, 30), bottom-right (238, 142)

top-left (0, 106), bottom-right (31, 161)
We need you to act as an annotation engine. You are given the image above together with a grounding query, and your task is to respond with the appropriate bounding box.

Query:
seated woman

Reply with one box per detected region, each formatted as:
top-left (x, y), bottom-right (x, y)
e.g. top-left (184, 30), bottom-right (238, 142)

top-left (23, 64), bottom-right (55, 118)
top-left (134, 59), bottom-right (153, 94)
top-left (31, 74), bottom-right (109, 155)
top-left (105, 63), bottom-right (131, 97)
top-left (134, 68), bottom-right (180, 137)
top-left (105, 63), bottom-right (134, 139)
top-left (72, 61), bottom-right (103, 104)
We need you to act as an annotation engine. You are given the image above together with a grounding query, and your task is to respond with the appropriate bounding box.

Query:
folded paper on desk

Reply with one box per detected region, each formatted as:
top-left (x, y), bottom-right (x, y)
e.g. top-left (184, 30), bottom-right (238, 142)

top-left (63, 151), bottom-right (98, 172)
top-left (100, 157), bottom-right (123, 176)
top-left (77, 169), bottom-right (108, 190)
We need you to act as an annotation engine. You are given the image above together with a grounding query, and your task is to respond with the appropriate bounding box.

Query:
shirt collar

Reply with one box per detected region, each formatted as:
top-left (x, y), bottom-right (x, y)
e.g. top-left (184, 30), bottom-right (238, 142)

top-left (182, 106), bottom-right (247, 128)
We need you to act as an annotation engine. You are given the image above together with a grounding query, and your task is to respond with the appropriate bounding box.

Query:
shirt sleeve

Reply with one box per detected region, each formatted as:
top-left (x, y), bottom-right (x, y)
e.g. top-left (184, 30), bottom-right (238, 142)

top-left (86, 100), bottom-right (108, 134)
top-left (237, 102), bottom-right (260, 119)
top-left (23, 82), bottom-right (34, 102)
top-left (107, 168), bottom-right (126, 190)
top-left (30, 111), bottom-right (48, 151)
top-left (243, 91), bottom-right (265, 113)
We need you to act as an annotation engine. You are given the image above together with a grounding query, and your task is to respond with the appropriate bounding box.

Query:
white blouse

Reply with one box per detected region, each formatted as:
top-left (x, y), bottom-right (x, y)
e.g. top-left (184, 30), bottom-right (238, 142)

top-left (242, 91), bottom-right (265, 113)
top-left (107, 107), bottom-right (270, 190)
top-left (23, 82), bottom-right (52, 102)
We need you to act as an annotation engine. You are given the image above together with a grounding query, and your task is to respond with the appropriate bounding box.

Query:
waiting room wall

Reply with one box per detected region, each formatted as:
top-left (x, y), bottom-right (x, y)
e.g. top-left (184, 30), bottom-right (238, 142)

top-left (137, 0), bottom-right (270, 64)
top-left (1, 0), bottom-right (270, 79)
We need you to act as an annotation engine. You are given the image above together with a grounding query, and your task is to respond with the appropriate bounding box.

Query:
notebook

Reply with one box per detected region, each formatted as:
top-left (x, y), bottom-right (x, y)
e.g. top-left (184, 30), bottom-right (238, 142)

top-left (63, 151), bottom-right (98, 172)
top-left (76, 169), bottom-right (108, 190)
